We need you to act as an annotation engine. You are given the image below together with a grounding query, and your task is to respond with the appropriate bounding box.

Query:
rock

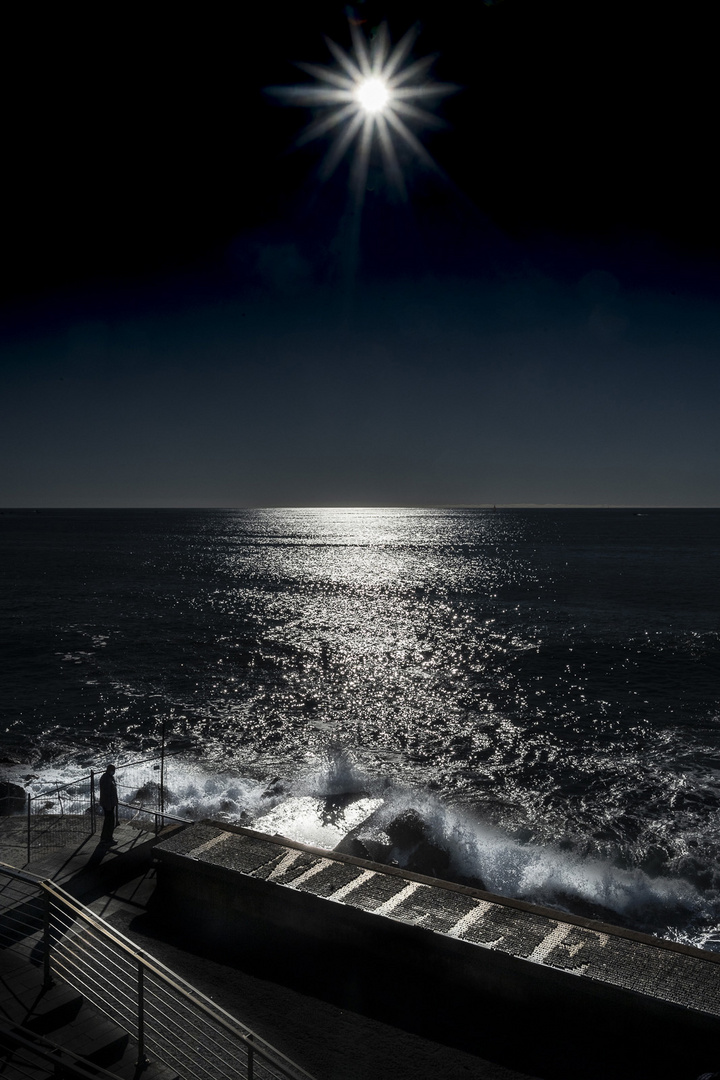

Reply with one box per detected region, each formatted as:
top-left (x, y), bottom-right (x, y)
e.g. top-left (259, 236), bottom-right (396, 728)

top-left (262, 777), bottom-right (286, 799)
top-left (335, 835), bottom-right (393, 864)
top-left (0, 780), bottom-right (27, 814)
top-left (405, 840), bottom-right (452, 880)
top-left (132, 780), bottom-right (176, 804)
top-left (334, 835), bottom-right (372, 860)
top-left (384, 808), bottom-right (470, 884)
top-left (386, 808), bottom-right (429, 848)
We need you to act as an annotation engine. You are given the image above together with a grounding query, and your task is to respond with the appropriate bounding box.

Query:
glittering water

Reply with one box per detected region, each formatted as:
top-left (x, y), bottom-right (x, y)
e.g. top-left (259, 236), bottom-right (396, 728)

top-left (1, 507), bottom-right (719, 947)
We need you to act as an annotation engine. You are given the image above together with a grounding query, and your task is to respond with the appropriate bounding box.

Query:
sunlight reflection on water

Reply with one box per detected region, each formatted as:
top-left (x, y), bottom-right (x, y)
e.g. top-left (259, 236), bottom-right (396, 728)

top-left (193, 509), bottom-right (552, 808)
top-left (4, 507), bottom-right (720, 946)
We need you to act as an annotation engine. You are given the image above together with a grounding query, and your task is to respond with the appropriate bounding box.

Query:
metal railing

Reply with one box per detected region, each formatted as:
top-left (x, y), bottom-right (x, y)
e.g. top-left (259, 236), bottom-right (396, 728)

top-left (0, 862), bottom-right (316, 1080)
top-left (0, 1019), bottom-right (134, 1080)
top-left (23, 752), bottom-right (188, 863)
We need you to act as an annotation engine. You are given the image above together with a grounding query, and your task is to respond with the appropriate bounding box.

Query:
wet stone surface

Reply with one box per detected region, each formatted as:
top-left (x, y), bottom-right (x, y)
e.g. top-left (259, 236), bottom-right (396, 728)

top-left (392, 886), bottom-right (478, 932)
top-left (302, 861), bottom-right (365, 898)
top-left (267, 851), bottom-right (321, 884)
top-left (345, 871), bottom-right (410, 912)
top-left (209, 840), bottom-right (281, 875)
top-left (157, 825), bottom-right (720, 1019)
top-left (545, 927), bottom-right (599, 972)
top-left (161, 821), bottom-right (218, 853)
top-left (462, 906), bottom-right (551, 959)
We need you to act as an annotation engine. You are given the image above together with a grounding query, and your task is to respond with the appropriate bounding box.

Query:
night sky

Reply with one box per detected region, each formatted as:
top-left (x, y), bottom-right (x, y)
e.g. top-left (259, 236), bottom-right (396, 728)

top-left (2, 2), bottom-right (718, 507)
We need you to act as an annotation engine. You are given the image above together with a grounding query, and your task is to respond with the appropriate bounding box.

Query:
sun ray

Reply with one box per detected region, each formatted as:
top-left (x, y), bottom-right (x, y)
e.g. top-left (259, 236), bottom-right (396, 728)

top-left (296, 102), bottom-right (358, 147)
top-left (268, 85), bottom-right (352, 106)
top-left (319, 110), bottom-right (366, 181)
top-left (350, 23), bottom-right (373, 79)
top-left (393, 84), bottom-right (458, 101)
top-left (389, 54), bottom-right (436, 87)
top-left (295, 62), bottom-right (353, 91)
top-left (324, 36), bottom-right (361, 82)
top-left (383, 109), bottom-right (440, 173)
top-left (370, 23), bottom-right (391, 74)
top-left (382, 26), bottom-right (419, 81)
top-left (269, 20), bottom-right (457, 209)
top-left (391, 99), bottom-right (446, 129)
top-left (349, 113), bottom-right (375, 206)
top-left (375, 113), bottom-right (407, 199)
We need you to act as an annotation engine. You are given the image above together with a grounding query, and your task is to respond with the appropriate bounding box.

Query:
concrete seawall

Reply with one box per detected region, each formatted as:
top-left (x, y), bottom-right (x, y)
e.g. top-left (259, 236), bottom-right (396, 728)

top-left (151, 820), bottom-right (720, 1075)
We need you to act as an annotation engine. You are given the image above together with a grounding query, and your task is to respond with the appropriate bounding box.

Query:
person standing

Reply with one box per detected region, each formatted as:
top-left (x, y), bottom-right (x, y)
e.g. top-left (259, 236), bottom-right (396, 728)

top-left (98, 764), bottom-right (118, 845)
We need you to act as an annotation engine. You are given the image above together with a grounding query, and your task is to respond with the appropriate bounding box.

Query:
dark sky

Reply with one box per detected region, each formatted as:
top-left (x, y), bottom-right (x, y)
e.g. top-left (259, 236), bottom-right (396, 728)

top-left (2, 1), bottom-right (718, 507)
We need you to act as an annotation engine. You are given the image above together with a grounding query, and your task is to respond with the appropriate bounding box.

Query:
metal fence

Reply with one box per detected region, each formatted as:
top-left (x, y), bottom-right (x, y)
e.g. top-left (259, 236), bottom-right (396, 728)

top-left (0, 863), bottom-right (316, 1080)
top-left (24, 753), bottom-right (185, 863)
top-left (0, 1019), bottom-right (132, 1080)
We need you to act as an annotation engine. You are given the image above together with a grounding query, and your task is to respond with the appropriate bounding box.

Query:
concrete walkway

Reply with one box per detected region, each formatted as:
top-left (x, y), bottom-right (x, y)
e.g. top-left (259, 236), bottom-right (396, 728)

top-left (4, 817), bottom-right (718, 1079)
top-left (0, 822), bottom-right (543, 1080)
top-left (1, 823), bottom-right (178, 1080)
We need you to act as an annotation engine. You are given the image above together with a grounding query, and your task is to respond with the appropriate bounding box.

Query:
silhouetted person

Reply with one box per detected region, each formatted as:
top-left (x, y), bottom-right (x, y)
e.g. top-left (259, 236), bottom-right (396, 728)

top-left (99, 764), bottom-right (118, 845)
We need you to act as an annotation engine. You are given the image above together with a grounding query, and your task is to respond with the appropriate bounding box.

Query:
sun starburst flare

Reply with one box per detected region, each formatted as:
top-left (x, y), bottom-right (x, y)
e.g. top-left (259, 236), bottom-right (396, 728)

top-left (268, 21), bottom-right (457, 202)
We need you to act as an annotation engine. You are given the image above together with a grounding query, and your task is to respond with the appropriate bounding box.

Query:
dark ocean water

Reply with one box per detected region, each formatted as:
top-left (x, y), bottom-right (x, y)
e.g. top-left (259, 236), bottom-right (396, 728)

top-left (1, 507), bottom-right (719, 948)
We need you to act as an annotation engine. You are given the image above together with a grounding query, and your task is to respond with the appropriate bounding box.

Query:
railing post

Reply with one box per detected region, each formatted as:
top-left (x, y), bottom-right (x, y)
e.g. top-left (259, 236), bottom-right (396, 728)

top-left (90, 770), bottom-right (96, 835)
top-left (247, 1033), bottom-right (254, 1080)
top-left (27, 792), bottom-right (31, 866)
top-left (43, 888), bottom-right (52, 989)
top-left (159, 722), bottom-right (166, 833)
top-left (137, 959), bottom-right (147, 1067)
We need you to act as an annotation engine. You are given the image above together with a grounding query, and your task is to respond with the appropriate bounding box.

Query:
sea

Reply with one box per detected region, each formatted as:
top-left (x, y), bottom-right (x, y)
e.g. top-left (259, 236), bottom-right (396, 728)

top-left (1, 507), bottom-right (719, 950)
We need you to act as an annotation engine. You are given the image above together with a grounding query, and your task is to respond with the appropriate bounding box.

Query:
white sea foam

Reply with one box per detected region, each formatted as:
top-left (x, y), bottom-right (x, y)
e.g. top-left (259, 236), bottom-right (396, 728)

top-left (3, 745), bottom-right (712, 945)
top-left (251, 795), bottom-right (383, 849)
top-left (257, 750), bottom-right (705, 931)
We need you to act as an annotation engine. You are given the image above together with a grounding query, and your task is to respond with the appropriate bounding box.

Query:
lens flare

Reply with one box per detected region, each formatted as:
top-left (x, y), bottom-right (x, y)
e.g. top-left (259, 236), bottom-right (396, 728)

top-left (267, 21), bottom-right (457, 202)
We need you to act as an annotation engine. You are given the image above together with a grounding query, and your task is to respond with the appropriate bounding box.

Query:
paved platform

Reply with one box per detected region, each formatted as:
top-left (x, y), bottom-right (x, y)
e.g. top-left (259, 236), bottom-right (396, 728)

top-left (0, 824), bottom-right (180, 1080)
top-left (155, 820), bottom-right (720, 1024)
top-left (5, 816), bottom-right (720, 1078)
top-left (0, 823), bottom-right (544, 1080)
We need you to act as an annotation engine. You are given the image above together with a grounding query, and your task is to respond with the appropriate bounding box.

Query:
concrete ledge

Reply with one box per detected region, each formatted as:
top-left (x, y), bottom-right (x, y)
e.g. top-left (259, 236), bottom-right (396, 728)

top-left (198, 819), bottom-right (720, 964)
top-left (152, 821), bottom-right (720, 1044)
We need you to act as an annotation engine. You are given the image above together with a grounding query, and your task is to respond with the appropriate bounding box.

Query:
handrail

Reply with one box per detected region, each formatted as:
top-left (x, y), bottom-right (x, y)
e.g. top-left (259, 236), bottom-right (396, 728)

top-left (0, 862), bottom-right (317, 1080)
top-left (23, 751), bottom-right (188, 858)
top-left (0, 859), bottom-right (43, 884)
top-left (117, 800), bottom-right (188, 827)
top-left (26, 749), bottom-right (187, 806)
top-left (0, 1019), bottom-right (127, 1080)
top-left (40, 878), bottom-right (277, 1053)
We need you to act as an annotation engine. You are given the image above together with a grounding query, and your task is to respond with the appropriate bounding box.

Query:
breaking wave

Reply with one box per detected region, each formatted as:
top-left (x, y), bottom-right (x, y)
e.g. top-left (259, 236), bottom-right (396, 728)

top-left (167, 747), bottom-right (719, 949)
top-left (4, 741), bottom-right (719, 953)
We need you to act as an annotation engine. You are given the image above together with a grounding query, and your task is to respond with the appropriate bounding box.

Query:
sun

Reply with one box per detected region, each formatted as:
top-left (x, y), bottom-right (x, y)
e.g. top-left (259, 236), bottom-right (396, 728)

top-left (268, 21), bottom-right (456, 202)
top-left (356, 77), bottom-right (390, 114)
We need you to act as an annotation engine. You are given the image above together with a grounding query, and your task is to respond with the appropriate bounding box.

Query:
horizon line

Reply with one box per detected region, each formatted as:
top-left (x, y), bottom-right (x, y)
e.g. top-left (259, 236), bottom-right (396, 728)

top-left (2, 504), bottom-right (718, 512)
